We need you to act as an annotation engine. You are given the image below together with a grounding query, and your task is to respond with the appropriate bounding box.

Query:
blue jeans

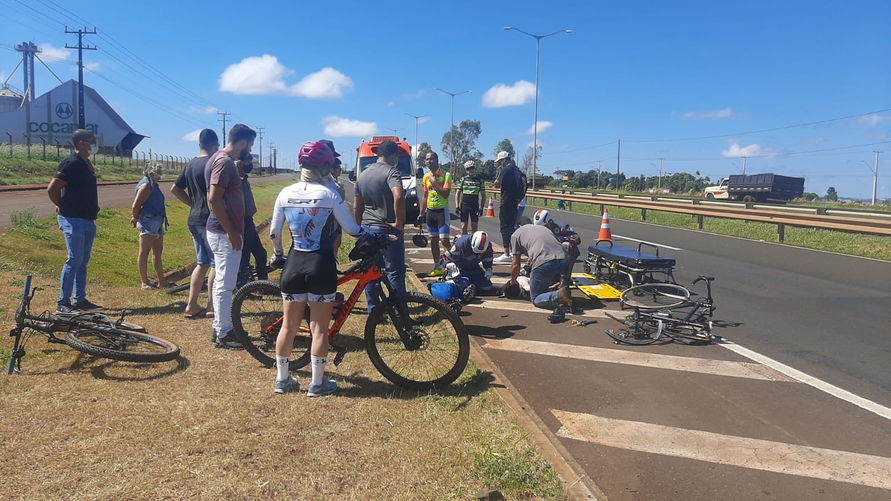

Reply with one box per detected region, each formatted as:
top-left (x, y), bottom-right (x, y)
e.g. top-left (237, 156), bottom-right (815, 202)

top-left (529, 258), bottom-right (565, 309)
top-left (57, 215), bottom-right (97, 306)
top-left (363, 226), bottom-right (406, 312)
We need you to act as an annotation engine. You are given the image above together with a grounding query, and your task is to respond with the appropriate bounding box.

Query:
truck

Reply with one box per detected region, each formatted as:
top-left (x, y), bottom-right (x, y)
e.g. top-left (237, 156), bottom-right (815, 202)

top-left (703, 173), bottom-right (805, 203)
top-left (349, 136), bottom-right (423, 221)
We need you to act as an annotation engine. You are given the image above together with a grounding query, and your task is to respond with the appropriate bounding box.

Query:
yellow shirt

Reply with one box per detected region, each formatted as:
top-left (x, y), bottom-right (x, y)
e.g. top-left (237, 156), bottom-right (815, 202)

top-left (423, 170), bottom-right (452, 209)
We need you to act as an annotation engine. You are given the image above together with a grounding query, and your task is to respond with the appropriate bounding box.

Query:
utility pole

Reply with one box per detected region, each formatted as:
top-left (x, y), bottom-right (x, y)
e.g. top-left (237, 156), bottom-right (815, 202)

top-left (64, 27), bottom-right (97, 129)
top-left (217, 111), bottom-right (231, 145)
top-left (596, 160), bottom-right (602, 190)
top-left (871, 151), bottom-right (881, 205)
top-left (615, 139), bottom-right (621, 191)
top-left (742, 156), bottom-right (748, 175)
top-left (657, 157), bottom-right (665, 190)
top-left (256, 127), bottom-right (264, 170)
top-left (435, 88), bottom-right (470, 171)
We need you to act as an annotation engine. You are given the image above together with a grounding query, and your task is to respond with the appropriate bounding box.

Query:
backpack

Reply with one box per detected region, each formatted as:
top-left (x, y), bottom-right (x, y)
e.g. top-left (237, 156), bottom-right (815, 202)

top-left (502, 164), bottom-right (527, 200)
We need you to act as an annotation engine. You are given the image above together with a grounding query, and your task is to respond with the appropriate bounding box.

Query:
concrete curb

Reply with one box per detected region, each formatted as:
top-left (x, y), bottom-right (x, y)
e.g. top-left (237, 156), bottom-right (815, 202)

top-left (403, 269), bottom-right (604, 500)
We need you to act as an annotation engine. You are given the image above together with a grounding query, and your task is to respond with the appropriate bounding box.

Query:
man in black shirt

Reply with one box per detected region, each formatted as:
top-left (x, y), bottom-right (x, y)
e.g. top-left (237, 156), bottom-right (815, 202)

top-left (170, 129), bottom-right (219, 318)
top-left (492, 151), bottom-right (525, 263)
top-left (46, 129), bottom-right (101, 313)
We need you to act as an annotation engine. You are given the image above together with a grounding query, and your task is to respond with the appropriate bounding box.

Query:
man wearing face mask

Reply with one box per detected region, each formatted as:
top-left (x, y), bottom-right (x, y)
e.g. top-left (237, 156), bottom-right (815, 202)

top-left (46, 129), bottom-right (102, 313)
top-left (236, 151), bottom-right (267, 288)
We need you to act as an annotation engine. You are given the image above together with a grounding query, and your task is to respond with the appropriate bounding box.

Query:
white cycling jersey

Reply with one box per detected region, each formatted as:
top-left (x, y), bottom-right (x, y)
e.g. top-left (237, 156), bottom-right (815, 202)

top-left (270, 181), bottom-right (363, 253)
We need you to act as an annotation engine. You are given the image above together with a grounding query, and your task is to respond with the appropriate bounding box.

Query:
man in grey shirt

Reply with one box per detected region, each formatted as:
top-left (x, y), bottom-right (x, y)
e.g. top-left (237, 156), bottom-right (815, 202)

top-left (506, 219), bottom-right (571, 315)
top-left (353, 140), bottom-right (406, 311)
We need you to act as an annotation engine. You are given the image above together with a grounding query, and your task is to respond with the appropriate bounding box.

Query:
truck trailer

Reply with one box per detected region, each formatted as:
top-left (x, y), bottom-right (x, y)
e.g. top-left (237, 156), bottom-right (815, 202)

top-left (703, 173), bottom-right (805, 203)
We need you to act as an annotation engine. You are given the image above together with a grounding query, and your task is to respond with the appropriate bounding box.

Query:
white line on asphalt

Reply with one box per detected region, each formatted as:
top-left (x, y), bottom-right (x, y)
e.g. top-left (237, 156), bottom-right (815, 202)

top-left (465, 301), bottom-right (611, 319)
top-left (611, 234), bottom-right (684, 251)
top-left (485, 338), bottom-right (795, 382)
top-left (552, 410), bottom-right (891, 490)
top-left (717, 340), bottom-right (891, 421)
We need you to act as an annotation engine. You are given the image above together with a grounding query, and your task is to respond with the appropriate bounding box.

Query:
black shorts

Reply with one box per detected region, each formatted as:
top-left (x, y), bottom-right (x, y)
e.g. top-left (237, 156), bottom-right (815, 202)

top-left (425, 208), bottom-right (450, 238)
top-left (460, 196), bottom-right (480, 223)
top-left (279, 249), bottom-right (338, 302)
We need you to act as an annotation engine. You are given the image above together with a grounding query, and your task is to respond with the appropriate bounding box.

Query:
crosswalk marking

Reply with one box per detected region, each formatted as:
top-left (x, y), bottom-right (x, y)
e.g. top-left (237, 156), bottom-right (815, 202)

top-left (485, 338), bottom-right (795, 381)
top-left (552, 410), bottom-right (891, 490)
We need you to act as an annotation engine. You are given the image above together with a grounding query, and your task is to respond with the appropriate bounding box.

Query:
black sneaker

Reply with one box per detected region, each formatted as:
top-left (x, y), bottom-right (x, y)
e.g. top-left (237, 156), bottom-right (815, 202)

top-left (548, 305), bottom-right (567, 324)
top-left (55, 302), bottom-right (79, 314)
top-left (214, 331), bottom-right (243, 350)
top-left (73, 299), bottom-right (102, 311)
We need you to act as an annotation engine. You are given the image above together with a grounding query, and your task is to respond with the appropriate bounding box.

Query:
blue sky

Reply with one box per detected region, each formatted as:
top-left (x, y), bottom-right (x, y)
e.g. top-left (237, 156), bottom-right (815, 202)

top-left (1, 0), bottom-right (889, 198)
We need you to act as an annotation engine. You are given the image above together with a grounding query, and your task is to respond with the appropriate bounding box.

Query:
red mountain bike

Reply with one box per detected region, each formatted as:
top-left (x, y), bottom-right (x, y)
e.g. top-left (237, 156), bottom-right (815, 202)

top-left (231, 235), bottom-right (470, 390)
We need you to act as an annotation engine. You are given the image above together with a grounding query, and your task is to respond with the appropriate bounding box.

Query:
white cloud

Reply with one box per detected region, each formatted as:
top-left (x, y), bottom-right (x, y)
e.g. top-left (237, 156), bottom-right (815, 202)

top-left (218, 55), bottom-right (353, 99)
top-left (526, 121), bottom-right (553, 135)
top-left (482, 80), bottom-right (536, 108)
top-left (322, 116), bottom-right (377, 137)
top-left (386, 100), bottom-right (395, 107)
top-left (418, 116), bottom-right (431, 124)
top-left (182, 129), bottom-right (202, 142)
top-left (187, 105), bottom-right (218, 115)
top-left (39, 44), bottom-right (70, 63)
top-left (859, 114), bottom-right (891, 126)
top-left (722, 143), bottom-right (772, 158)
top-left (682, 107), bottom-right (733, 119)
top-left (84, 62), bottom-right (101, 71)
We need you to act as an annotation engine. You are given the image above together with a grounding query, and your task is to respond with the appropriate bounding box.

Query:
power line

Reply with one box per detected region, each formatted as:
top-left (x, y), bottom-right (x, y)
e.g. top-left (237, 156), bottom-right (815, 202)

top-left (34, 54), bottom-right (63, 84)
top-left (85, 68), bottom-right (206, 127)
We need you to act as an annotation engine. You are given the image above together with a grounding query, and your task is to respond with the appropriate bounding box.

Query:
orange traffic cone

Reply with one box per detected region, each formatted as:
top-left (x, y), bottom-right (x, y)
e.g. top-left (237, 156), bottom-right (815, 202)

top-left (483, 199), bottom-right (496, 218)
top-left (597, 208), bottom-right (613, 241)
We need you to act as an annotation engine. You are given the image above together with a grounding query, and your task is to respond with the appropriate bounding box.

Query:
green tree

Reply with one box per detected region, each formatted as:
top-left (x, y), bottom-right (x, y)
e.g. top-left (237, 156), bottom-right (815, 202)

top-left (825, 186), bottom-right (838, 202)
top-left (492, 138), bottom-right (516, 159)
top-left (478, 159), bottom-right (497, 181)
top-left (801, 192), bottom-right (820, 201)
top-left (441, 120), bottom-right (483, 175)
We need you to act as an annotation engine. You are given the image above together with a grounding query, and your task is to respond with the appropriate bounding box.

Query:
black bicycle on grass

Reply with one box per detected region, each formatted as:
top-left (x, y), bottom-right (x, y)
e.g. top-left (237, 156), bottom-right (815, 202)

top-left (605, 276), bottom-right (716, 345)
top-left (231, 235), bottom-right (470, 390)
top-left (6, 276), bottom-right (180, 374)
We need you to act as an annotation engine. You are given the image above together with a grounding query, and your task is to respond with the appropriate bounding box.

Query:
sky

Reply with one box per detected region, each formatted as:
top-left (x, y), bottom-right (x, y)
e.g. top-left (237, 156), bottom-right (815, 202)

top-left (1, 0), bottom-right (889, 199)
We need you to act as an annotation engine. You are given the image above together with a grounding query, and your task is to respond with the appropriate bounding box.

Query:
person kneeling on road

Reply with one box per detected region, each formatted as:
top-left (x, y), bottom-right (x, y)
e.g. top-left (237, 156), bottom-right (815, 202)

top-left (443, 231), bottom-right (499, 295)
top-left (532, 209), bottom-right (581, 281)
top-left (269, 141), bottom-right (371, 397)
top-left (505, 218), bottom-right (572, 321)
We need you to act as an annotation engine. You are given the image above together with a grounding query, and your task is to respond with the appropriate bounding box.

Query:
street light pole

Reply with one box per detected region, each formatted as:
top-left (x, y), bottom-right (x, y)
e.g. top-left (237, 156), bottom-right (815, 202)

top-left (404, 113), bottom-right (428, 151)
top-left (435, 88), bottom-right (470, 170)
top-left (863, 151), bottom-right (881, 205)
top-left (505, 26), bottom-right (572, 190)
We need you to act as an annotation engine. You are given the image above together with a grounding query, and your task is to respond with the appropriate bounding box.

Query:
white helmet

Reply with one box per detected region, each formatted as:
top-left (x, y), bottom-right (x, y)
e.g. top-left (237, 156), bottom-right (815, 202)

top-left (533, 209), bottom-right (552, 226)
top-left (463, 160), bottom-right (476, 168)
top-left (470, 231), bottom-right (490, 254)
top-left (496, 151), bottom-right (511, 161)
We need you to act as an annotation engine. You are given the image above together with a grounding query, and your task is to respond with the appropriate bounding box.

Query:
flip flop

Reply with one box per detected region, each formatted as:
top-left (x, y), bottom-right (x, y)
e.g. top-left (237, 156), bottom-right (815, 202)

top-left (183, 308), bottom-right (207, 319)
top-left (141, 283), bottom-right (158, 290)
top-left (205, 311), bottom-right (215, 319)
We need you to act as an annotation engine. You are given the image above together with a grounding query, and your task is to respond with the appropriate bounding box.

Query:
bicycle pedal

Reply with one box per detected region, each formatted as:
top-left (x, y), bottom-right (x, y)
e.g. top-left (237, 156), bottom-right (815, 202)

top-left (332, 350), bottom-right (346, 367)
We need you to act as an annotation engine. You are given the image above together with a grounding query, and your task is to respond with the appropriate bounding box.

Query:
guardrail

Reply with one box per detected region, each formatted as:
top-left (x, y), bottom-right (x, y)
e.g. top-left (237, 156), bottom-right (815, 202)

top-left (519, 190), bottom-right (891, 241)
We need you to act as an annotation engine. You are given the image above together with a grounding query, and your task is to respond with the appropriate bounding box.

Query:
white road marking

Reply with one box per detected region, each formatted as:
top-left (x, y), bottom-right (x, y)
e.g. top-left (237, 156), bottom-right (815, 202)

top-left (465, 301), bottom-right (611, 319)
top-left (485, 338), bottom-right (795, 382)
top-left (611, 234), bottom-right (684, 251)
top-left (717, 340), bottom-right (891, 421)
top-left (553, 410), bottom-right (891, 490)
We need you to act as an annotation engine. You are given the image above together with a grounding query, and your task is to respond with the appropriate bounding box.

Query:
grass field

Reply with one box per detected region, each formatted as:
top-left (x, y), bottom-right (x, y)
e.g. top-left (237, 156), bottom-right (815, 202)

top-left (0, 181), bottom-right (565, 499)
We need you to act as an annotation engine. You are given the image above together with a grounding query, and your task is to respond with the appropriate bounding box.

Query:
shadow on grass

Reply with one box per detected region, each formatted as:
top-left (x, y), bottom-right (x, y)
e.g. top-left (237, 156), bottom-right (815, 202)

top-left (121, 301), bottom-right (188, 316)
top-left (89, 355), bottom-right (191, 381)
top-left (327, 367), bottom-right (496, 403)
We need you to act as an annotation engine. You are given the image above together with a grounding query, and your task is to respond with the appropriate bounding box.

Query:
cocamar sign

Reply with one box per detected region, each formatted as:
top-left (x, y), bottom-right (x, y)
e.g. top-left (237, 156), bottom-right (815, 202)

top-left (28, 102), bottom-right (99, 134)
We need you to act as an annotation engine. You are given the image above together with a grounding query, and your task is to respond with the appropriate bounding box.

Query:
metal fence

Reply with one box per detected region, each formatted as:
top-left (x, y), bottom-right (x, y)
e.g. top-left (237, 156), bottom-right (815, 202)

top-left (3, 136), bottom-right (189, 174)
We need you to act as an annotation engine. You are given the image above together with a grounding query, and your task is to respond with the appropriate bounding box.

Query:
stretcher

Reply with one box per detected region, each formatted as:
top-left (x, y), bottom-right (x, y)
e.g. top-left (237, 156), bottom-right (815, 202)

top-left (570, 273), bottom-right (622, 300)
top-left (583, 240), bottom-right (676, 286)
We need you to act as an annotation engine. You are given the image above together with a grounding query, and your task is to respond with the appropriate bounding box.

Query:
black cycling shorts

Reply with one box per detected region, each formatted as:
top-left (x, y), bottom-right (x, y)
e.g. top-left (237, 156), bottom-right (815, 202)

top-left (425, 208), bottom-right (450, 237)
top-left (279, 249), bottom-right (338, 302)
top-left (460, 196), bottom-right (480, 223)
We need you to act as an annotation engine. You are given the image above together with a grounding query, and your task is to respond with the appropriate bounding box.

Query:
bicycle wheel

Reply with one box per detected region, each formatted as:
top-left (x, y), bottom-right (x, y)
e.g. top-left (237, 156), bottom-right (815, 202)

top-left (364, 292), bottom-right (470, 390)
top-left (621, 283), bottom-right (690, 310)
top-left (65, 328), bottom-right (180, 363)
top-left (604, 311), bottom-right (664, 345)
top-left (231, 280), bottom-right (311, 371)
top-left (664, 321), bottom-right (714, 345)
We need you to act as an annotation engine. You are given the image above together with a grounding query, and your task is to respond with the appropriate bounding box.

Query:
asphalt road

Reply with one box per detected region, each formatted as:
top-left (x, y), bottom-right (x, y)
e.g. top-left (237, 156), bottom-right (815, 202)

top-left (0, 173), bottom-right (297, 231)
top-left (344, 180), bottom-right (890, 499)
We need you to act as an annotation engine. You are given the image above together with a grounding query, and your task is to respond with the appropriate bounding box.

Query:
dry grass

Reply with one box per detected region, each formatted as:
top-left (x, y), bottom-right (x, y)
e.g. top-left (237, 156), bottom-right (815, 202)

top-left (0, 259), bottom-right (564, 498)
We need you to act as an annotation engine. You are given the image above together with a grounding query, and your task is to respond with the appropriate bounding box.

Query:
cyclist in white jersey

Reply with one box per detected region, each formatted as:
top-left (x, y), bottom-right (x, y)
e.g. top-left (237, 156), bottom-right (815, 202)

top-left (268, 141), bottom-right (368, 396)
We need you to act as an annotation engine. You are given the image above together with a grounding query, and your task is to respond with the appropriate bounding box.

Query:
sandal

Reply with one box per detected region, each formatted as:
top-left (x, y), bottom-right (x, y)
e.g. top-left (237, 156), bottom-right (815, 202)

top-left (205, 311), bottom-right (215, 319)
top-left (141, 283), bottom-right (158, 290)
top-left (183, 307), bottom-right (207, 319)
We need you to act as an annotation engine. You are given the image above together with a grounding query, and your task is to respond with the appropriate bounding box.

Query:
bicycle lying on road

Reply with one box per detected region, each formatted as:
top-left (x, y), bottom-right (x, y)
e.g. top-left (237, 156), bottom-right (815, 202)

top-left (6, 276), bottom-right (181, 374)
top-left (605, 276), bottom-right (717, 345)
top-left (231, 235), bottom-right (470, 390)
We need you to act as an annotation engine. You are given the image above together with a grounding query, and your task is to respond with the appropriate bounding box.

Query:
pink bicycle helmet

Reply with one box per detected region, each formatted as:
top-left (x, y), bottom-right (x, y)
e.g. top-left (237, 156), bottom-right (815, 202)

top-left (298, 141), bottom-right (335, 168)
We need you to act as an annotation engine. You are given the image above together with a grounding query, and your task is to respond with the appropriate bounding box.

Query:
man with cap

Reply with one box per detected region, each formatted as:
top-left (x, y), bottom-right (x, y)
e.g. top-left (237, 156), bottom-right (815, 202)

top-left (419, 151), bottom-right (452, 276)
top-left (46, 129), bottom-right (102, 313)
top-left (455, 159), bottom-right (484, 235)
top-left (491, 151), bottom-right (526, 263)
top-left (353, 140), bottom-right (406, 312)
